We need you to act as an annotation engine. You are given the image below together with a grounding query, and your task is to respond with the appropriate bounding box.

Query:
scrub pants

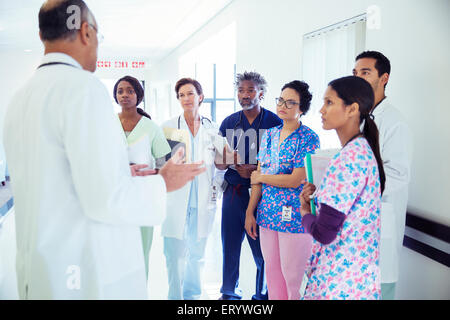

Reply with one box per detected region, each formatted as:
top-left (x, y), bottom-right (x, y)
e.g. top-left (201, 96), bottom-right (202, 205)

top-left (140, 226), bottom-right (153, 280)
top-left (381, 282), bottom-right (396, 300)
top-left (259, 227), bottom-right (312, 300)
top-left (164, 207), bottom-right (208, 300)
top-left (220, 184), bottom-right (268, 300)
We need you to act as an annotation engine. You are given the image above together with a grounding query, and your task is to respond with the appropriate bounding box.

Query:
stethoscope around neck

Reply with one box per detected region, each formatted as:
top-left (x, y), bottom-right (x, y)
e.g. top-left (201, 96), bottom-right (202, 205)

top-left (233, 108), bottom-right (264, 131)
top-left (177, 115), bottom-right (211, 129)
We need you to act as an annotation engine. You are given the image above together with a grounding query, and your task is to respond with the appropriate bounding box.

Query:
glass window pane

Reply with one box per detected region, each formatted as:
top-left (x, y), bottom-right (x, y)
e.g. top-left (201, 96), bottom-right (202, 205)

top-left (200, 101), bottom-right (212, 121)
top-left (216, 63), bottom-right (235, 99)
top-left (215, 100), bottom-right (235, 125)
top-left (196, 62), bottom-right (213, 98)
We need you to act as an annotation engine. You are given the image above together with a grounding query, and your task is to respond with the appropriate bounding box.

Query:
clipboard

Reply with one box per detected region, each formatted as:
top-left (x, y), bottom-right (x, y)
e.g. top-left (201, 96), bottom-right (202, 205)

top-left (163, 127), bottom-right (191, 163)
top-left (305, 153), bottom-right (317, 215)
top-left (128, 134), bottom-right (154, 168)
top-left (305, 149), bottom-right (339, 215)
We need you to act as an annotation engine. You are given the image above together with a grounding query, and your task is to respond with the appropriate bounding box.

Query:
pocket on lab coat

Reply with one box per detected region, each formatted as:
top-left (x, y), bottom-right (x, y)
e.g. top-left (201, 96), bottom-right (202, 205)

top-left (379, 202), bottom-right (399, 283)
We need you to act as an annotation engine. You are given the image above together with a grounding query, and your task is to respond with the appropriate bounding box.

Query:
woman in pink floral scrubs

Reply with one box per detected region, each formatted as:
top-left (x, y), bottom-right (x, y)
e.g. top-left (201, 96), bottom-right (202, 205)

top-left (300, 76), bottom-right (386, 300)
top-left (245, 80), bottom-right (319, 300)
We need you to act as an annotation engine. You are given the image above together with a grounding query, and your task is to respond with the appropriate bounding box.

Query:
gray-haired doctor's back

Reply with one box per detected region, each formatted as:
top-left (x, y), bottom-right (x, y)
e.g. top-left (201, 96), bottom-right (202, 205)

top-left (3, 0), bottom-right (205, 299)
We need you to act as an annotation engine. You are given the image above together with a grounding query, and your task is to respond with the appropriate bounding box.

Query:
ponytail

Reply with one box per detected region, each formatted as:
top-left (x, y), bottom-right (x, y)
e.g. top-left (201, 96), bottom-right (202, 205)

top-left (137, 108), bottom-right (151, 119)
top-left (362, 115), bottom-right (386, 194)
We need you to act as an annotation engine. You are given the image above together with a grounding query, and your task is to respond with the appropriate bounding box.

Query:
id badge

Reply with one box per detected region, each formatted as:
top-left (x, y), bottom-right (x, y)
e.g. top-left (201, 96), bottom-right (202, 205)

top-left (211, 186), bottom-right (218, 202)
top-left (282, 206), bottom-right (292, 222)
top-left (299, 272), bottom-right (308, 298)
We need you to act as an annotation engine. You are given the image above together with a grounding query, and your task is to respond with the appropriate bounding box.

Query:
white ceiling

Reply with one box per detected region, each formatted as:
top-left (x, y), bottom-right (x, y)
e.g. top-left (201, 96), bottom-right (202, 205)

top-left (0, 0), bottom-right (233, 64)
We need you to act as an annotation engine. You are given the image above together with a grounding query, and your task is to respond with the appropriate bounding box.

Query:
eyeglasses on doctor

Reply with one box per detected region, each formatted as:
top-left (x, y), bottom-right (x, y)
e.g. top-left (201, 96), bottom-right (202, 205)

top-left (88, 23), bottom-right (104, 44)
top-left (275, 97), bottom-right (300, 109)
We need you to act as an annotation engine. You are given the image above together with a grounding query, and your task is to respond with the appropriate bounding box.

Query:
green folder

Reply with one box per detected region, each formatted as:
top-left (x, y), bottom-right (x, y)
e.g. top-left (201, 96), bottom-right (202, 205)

top-left (305, 153), bottom-right (316, 215)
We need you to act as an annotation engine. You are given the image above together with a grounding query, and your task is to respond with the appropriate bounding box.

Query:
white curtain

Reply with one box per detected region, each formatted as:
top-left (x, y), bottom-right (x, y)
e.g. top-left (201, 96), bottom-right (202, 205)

top-left (302, 17), bottom-right (366, 149)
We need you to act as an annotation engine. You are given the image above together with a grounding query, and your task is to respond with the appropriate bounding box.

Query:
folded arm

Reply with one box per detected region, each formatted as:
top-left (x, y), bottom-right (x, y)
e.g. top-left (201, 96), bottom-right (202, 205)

top-left (252, 167), bottom-right (306, 189)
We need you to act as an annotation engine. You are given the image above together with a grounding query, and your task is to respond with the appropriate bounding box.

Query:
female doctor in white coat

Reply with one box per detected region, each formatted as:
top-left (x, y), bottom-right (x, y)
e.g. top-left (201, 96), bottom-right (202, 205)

top-left (162, 78), bottom-right (224, 300)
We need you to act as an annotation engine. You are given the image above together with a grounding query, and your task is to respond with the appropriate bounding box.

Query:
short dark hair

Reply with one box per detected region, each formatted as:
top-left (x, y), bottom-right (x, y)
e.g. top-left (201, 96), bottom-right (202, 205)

top-left (281, 80), bottom-right (313, 115)
top-left (235, 71), bottom-right (267, 95)
top-left (175, 78), bottom-right (203, 99)
top-left (356, 51), bottom-right (391, 77)
top-left (113, 76), bottom-right (145, 106)
top-left (39, 0), bottom-right (91, 41)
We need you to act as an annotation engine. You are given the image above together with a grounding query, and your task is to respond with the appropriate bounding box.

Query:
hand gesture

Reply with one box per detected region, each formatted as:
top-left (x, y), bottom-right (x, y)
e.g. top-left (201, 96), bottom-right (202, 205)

top-left (159, 147), bottom-right (206, 192)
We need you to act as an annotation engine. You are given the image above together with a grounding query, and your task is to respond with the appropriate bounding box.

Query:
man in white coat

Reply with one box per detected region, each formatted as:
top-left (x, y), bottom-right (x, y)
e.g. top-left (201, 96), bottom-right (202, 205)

top-left (3, 0), bottom-right (205, 299)
top-left (353, 51), bottom-right (413, 300)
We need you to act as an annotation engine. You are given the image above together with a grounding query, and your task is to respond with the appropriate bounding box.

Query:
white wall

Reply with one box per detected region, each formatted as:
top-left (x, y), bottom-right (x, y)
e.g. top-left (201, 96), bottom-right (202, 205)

top-left (0, 49), bottom-right (42, 126)
top-left (0, 49), bottom-right (42, 180)
top-left (149, 0), bottom-right (450, 223)
top-left (0, 48), bottom-right (157, 123)
top-left (148, 0), bottom-right (450, 299)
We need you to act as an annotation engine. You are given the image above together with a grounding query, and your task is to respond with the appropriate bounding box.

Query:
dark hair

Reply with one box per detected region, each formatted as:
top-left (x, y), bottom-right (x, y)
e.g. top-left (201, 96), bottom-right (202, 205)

top-left (356, 51), bottom-right (391, 88)
top-left (235, 71), bottom-right (267, 96)
top-left (328, 76), bottom-right (386, 194)
top-left (113, 76), bottom-right (151, 119)
top-left (281, 80), bottom-right (312, 115)
top-left (175, 78), bottom-right (203, 102)
top-left (39, 0), bottom-right (91, 41)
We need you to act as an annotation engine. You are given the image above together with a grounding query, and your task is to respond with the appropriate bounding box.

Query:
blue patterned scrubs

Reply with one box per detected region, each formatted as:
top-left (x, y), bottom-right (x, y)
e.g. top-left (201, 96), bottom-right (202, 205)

top-left (256, 124), bottom-right (320, 233)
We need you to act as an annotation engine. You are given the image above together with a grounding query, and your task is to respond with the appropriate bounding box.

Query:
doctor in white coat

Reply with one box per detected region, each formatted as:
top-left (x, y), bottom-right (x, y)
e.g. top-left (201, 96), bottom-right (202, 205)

top-left (162, 78), bottom-right (225, 300)
top-left (3, 0), bottom-right (205, 299)
top-left (353, 51), bottom-right (413, 300)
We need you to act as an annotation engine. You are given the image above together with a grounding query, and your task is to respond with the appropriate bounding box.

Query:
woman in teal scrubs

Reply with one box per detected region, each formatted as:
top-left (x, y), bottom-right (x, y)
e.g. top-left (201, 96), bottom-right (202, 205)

top-left (114, 76), bottom-right (171, 279)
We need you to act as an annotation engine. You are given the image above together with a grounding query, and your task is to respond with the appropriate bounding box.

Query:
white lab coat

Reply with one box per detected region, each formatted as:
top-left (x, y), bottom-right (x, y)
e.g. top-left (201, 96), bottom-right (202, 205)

top-left (373, 98), bottom-right (413, 284)
top-left (161, 114), bottom-right (223, 240)
top-left (3, 53), bottom-right (167, 299)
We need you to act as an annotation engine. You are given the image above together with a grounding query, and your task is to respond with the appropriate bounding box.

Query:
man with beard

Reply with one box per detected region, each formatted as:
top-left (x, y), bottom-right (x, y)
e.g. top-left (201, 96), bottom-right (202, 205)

top-left (216, 71), bottom-right (281, 300)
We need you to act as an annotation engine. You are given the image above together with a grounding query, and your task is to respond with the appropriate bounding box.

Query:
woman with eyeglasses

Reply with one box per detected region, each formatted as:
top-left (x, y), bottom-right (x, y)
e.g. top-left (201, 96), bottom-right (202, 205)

top-left (114, 75), bottom-right (171, 280)
top-left (245, 80), bottom-right (320, 300)
top-left (161, 78), bottom-right (225, 300)
top-left (299, 76), bottom-right (385, 300)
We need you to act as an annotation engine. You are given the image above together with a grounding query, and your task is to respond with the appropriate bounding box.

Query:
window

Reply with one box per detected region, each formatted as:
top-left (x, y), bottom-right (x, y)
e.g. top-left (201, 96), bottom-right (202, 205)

top-left (302, 15), bottom-right (366, 149)
top-left (178, 22), bottom-right (236, 124)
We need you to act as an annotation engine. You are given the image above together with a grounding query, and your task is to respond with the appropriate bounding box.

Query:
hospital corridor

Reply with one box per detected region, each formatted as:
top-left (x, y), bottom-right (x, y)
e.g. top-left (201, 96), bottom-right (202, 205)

top-left (0, 0), bottom-right (449, 303)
